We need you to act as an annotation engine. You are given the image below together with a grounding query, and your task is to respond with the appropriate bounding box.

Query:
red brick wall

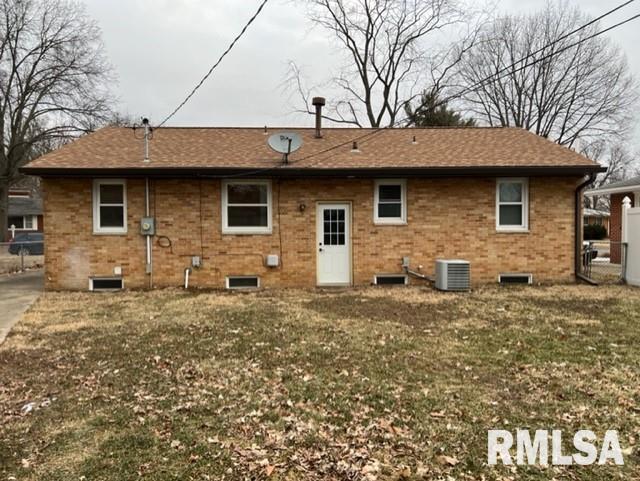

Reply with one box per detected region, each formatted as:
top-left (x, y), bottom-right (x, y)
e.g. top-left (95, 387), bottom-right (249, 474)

top-left (42, 176), bottom-right (580, 290)
top-left (610, 192), bottom-right (635, 264)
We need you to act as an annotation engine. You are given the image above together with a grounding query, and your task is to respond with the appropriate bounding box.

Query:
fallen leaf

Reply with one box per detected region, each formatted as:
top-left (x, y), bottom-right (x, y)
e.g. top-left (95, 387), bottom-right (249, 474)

top-left (436, 455), bottom-right (459, 466)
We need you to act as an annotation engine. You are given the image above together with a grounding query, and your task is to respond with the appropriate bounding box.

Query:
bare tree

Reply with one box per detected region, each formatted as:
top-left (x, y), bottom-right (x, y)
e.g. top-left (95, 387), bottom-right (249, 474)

top-left (582, 140), bottom-right (638, 210)
top-left (288, 0), bottom-right (480, 128)
top-left (457, 1), bottom-right (637, 148)
top-left (0, 0), bottom-right (114, 240)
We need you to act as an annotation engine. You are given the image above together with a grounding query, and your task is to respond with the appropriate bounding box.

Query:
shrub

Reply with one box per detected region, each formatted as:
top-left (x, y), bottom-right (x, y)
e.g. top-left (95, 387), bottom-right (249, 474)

top-left (584, 223), bottom-right (607, 240)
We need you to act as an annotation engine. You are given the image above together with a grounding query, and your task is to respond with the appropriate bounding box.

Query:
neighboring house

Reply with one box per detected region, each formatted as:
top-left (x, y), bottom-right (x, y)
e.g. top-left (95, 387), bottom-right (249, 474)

top-left (7, 179), bottom-right (43, 239)
top-left (585, 176), bottom-right (640, 264)
top-left (21, 112), bottom-right (603, 290)
top-left (583, 208), bottom-right (610, 237)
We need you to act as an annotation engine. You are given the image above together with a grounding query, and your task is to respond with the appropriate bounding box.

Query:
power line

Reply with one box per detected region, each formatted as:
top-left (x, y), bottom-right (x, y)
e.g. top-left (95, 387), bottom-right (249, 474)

top-left (446, 7), bottom-right (639, 104)
top-left (295, 6), bottom-right (640, 167)
top-left (157, 0), bottom-right (270, 127)
top-left (451, 0), bottom-right (636, 103)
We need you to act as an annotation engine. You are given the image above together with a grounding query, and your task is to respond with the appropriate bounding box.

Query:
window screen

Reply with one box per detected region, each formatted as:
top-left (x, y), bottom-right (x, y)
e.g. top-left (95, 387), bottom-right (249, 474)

top-left (497, 179), bottom-right (528, 230)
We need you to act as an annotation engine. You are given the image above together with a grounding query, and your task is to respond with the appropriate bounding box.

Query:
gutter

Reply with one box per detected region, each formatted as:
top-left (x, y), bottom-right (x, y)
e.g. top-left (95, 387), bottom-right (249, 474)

top-left (585, 184), bottom-right (640, 197)
top-left (20, 165), bottom-right (606, 178)
top-left (575, 173), bottom-right (597, 284)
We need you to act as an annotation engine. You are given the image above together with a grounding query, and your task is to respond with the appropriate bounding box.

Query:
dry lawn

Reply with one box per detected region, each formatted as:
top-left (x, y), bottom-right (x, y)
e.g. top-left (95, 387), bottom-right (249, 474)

top-left (1, 285), bottom-right (639, 480)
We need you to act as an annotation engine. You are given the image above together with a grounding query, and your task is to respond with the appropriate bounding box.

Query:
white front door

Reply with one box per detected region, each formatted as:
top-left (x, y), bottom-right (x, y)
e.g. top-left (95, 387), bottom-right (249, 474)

top-left (316, 203), bottom-right (351, 286)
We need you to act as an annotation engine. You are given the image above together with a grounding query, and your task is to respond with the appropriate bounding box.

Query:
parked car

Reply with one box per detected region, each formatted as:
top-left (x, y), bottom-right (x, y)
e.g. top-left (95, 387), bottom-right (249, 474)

top-left (8, 232), bottom-right (44, 256)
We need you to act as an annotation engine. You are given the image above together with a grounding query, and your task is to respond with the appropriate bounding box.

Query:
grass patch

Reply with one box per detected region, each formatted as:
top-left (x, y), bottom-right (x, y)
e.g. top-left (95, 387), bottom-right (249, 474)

top-left (1, 285), bottom-right (639, 480)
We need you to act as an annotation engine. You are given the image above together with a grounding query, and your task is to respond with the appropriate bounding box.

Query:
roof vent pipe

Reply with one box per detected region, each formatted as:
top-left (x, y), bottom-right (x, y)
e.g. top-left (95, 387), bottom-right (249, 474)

top-left (312, 97), bottom-right (326, 139)
top-left (142, 118), bottom-right (151, 163)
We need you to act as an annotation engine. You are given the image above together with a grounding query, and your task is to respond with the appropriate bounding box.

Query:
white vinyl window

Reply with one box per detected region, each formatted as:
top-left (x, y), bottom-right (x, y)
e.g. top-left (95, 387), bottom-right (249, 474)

top-left (374, 179), bottom-right (407, 224)
top-left (8, 215), bottom-right (37, 230)
top-left (222, 180), bottom-right (272, 234)
top-left (496, 178), bottom-right (528, 232)
top-left (93, 179), bottom-right (127, 234)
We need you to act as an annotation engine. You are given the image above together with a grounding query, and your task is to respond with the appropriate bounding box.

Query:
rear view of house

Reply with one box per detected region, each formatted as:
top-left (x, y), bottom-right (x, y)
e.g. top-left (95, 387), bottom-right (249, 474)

top-left (22, 112), bottom-right (604, 290)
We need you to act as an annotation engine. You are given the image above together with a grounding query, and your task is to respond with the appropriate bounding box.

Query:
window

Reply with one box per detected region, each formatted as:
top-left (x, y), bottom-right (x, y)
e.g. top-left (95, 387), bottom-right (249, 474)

top-left (226, 276), bottom-right (260, 289)
top-left (323, 208), bottom-right (346, 245)
top-left (496, 178), bottom-right (528, 232)
top-left (8, 215), bottom-right (37, 230)
top-left (374, 274), bottom-right (408, 285)
top-left (374, 179), bottom-right (406, 224)
top-left (90, 277), bottom-right (124, 291)
top-left (9, 190), bottom-right (30, 198)
top-left (498, 274), bottom-right (533, 285)
top-left (93, 179), bottom-right (127, 234)
top-left (222, 180), bottom-right (272, 234)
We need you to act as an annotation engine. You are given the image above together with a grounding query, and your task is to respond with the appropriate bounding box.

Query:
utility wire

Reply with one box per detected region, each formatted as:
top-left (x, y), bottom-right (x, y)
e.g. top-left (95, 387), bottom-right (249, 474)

top-left (295, 7), bottom-right (640, 167)
top-left (451, 0), bottom-right (636, 103)
top-left (443, 11), bottom-right (640, 106)
top-left (157, 0), bottom-right (270, 127)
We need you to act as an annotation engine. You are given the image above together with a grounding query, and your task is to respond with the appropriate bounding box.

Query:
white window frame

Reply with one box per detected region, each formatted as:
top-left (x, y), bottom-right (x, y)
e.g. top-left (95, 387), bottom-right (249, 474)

top-left (496, 178), bottom-right (529, 232)
top-left (222, 179), bottom-right (272, 234)
top-left (225, 275), bottom-right (261, 289)
top-left (374, 179), bottom-right (407, 225)
top-left (373, 274), bottom-right (409, 285)
top-left (92, 179), bottom-right (127, 235)
top-left (498, 273), bottom-right (533, 284)
top-left (8, 215), bottom-right (37, 231)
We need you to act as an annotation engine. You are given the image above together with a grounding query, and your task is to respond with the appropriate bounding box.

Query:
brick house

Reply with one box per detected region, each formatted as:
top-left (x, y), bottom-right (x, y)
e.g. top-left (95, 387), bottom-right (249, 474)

top-left (7, 177), bottom-right (44, 240)
top-left (585, 176), bottom-right (640, 264)
top-left (21, 117), bottom-right (604, 290)
top-left (583, 208), bottom-right (610, 238)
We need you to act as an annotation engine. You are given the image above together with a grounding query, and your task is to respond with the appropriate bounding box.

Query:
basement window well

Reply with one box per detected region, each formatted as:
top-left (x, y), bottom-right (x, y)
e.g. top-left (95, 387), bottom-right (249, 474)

top-left (374, 274), bottom-right (408, 285)
top-left (89, 277), bottom-right (124, 291)
top-left (226, 276), bottom-right (260, 289)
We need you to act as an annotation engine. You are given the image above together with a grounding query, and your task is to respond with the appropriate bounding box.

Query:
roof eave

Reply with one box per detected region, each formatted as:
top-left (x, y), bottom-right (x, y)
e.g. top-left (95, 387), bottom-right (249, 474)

top-left (21, 165), bottom-right (606, 178)
top-left (585, 184), bottom-right (640, 196)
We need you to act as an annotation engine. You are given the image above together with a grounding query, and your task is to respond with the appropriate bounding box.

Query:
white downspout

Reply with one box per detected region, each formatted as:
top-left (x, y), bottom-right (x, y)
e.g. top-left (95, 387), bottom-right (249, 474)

top-left (184, 267), bottom-right (191, 289)
top-left (145, 177), bottom-right (152, 283)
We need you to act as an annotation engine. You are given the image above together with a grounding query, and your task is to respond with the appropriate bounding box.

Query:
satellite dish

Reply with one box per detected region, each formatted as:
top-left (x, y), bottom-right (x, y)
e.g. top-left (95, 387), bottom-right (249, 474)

top-left (268, 132), bottom-right (303, 163)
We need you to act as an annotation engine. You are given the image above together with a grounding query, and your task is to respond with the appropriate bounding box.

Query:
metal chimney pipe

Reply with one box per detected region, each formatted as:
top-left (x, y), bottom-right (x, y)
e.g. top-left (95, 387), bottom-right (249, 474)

top-left (142, 118), bottom-right (150, 162)
top-left (312, 97), bottom-right (326, 139)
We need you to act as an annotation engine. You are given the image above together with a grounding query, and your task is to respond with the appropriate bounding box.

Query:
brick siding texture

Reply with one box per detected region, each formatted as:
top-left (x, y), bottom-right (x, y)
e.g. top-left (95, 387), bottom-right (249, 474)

top-left (610, 192), bottom-right (635, 264)
top-left (42, 177), bottom-right (579, 290)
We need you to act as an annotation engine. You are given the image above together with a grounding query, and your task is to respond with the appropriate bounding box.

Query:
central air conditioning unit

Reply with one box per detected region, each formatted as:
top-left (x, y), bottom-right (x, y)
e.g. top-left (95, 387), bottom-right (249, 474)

top-left (435, 259), bottom-right (470, 291)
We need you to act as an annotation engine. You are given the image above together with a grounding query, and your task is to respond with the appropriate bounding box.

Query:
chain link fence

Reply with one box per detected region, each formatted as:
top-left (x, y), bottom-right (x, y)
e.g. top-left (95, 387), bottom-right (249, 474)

top-left (581, 240), bottom-right (626, 284)
top-left (0, 239), bottom-right (45, 274)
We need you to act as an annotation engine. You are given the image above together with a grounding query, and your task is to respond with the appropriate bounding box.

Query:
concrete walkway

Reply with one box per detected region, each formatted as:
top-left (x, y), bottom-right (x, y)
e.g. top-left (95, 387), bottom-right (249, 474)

top-left (0, 270), bottom-right (43, 344)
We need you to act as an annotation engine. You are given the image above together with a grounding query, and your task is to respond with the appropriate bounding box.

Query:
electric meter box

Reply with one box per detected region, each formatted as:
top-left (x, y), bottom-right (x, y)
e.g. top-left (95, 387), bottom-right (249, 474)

top-left (140, 217), bottom-right (156, 236)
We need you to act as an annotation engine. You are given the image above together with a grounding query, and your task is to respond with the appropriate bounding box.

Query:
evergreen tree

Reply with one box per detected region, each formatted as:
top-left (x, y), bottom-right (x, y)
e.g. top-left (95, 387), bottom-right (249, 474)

top-left (405, 91), bottom-right (475, 127)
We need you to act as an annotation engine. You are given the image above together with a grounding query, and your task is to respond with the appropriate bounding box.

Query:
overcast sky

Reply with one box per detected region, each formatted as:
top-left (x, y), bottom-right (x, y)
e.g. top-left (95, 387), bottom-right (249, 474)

top-left (84, 0), bottom-right (640, 147)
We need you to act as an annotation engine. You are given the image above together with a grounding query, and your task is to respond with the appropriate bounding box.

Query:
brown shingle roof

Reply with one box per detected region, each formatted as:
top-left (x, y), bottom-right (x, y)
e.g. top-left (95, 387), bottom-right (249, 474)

top-left (22, 126), bottom-right (602, 174)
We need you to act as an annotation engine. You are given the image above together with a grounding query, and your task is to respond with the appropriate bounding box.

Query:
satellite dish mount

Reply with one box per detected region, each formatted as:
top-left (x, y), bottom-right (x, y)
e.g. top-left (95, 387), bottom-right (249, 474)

top-left (267, 132), bottom-right (303, 164)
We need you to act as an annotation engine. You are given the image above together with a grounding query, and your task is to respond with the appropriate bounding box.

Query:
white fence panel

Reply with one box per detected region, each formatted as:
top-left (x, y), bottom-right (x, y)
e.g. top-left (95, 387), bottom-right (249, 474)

top-left (623, 199), bottom-right (640, 286)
